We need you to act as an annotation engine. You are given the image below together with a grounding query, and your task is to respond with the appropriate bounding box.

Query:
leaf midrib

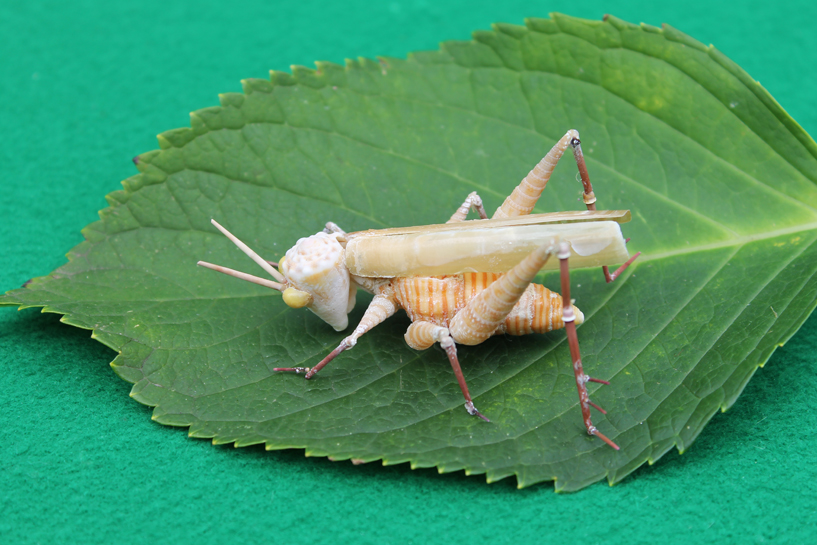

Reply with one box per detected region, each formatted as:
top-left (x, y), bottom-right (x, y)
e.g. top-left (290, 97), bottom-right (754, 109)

top-left (17, 220), bottom-right (816, 310)
top-left (638, 221), bottom-right (817, 262)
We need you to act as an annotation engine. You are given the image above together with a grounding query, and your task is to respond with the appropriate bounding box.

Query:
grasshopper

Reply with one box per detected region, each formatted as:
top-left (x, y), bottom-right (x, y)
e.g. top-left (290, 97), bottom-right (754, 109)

top-left (198, 130), bottom-right (640, 450)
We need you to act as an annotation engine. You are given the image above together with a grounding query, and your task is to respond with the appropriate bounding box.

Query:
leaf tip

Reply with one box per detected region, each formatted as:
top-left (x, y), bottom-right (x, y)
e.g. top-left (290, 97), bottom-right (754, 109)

top-left (269, 70), bottom-right (296, 87)
top-left (156, 133), bottom-right (172, 150)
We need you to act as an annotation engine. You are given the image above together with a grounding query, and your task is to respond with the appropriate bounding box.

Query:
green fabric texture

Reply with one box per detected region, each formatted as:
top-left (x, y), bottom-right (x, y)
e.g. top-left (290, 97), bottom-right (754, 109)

top-left (2, 0), bottom-right (815, 543)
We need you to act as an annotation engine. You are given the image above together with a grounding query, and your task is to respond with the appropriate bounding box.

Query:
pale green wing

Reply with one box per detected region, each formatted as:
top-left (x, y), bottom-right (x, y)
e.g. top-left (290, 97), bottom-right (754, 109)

top-left (344, 211), bottom-right (632, 277)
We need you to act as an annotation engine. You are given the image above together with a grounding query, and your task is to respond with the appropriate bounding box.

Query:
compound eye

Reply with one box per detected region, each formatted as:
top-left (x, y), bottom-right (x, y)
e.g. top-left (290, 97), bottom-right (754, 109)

top-left (282, 287), bottom-right (312, 308)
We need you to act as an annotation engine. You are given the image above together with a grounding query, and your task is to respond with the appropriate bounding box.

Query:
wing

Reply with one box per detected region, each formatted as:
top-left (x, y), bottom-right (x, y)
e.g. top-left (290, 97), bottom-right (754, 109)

top-left (343, 210), bottom-right (632, 278)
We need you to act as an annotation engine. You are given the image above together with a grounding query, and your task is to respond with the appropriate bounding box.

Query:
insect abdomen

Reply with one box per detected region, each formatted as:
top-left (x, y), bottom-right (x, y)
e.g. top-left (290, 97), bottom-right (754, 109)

top-left (392, 273), bottom-right (577, 334)
top-left (392, 274), bottom-right (479, 326)
top-left (501, 283), bottom-right (570, 335)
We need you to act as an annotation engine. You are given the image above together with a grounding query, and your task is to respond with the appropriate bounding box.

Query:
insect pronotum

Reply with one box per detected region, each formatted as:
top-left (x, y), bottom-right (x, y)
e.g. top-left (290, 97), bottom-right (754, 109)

top-left (198, 129), bottom-right (640, 450)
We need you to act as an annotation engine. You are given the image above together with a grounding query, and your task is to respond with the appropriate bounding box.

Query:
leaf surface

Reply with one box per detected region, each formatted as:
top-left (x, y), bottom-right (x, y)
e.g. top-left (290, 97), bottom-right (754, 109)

top-left (3, 14), bottom-right (817, 491)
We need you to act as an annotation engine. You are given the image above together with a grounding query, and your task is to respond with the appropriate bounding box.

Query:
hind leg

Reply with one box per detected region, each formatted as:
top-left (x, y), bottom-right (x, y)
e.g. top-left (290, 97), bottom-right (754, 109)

top-left (493, 130), bottom-right (593, 219)
top-left (495, 130), bottom-right (639, 282)
top-left (555, 242), bottom-right (619, 450)
top-left (445, 239), bottom-right (619, 449)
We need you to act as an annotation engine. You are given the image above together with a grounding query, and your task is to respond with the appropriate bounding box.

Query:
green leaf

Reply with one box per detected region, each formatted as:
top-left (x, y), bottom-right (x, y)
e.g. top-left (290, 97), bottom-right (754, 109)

top-left (3, 14), bottom-right (816, 492)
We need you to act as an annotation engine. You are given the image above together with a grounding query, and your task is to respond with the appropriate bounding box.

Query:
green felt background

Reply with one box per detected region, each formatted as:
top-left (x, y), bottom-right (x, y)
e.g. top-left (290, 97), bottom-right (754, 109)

top-left (2, 0), bottom-right (816, 543)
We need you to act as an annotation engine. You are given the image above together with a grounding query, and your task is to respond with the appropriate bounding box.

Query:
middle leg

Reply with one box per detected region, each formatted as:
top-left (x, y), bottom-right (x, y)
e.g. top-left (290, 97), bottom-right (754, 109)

top-left (405, 321), bottom-right (489, 421)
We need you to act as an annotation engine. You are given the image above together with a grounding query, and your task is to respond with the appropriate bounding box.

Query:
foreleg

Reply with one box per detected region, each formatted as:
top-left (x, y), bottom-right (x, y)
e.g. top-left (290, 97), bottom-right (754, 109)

top-left (447, 191), bottom-right (488, 223)
top-left (404, 321), bottom-right (489, 421)
top-left (274, 288), bottom-right (398, 379)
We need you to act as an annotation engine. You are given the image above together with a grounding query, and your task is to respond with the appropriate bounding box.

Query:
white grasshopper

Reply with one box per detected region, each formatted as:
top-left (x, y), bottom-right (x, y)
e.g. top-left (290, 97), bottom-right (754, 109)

top-left (198, 130), bottom-right (639, 450)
